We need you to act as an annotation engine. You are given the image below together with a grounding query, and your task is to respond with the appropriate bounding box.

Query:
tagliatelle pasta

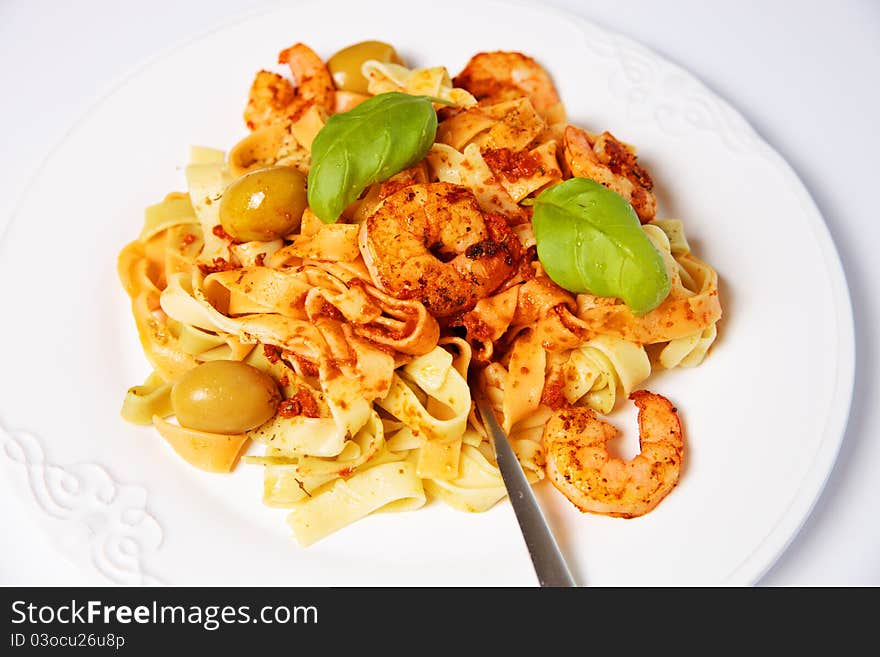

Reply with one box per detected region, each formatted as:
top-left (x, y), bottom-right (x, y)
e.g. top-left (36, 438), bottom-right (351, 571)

top-left (118, 40), bottom-right (722, 545)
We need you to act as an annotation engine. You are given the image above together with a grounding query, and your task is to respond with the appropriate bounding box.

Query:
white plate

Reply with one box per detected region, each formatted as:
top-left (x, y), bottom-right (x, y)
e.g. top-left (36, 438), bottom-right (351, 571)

top-left (0, 0), bottom-right (854, 586)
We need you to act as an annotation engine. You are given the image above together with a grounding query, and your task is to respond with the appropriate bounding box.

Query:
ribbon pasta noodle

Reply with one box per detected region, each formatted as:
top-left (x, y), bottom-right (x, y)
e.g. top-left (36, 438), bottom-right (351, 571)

top-left (117, 40), bottom-right (723, 545)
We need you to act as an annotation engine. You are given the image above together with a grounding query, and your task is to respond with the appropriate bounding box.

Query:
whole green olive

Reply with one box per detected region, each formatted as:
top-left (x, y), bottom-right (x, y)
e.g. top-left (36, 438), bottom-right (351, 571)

top-left (219, 166), bottom-right (307, 242)
top-left (327, 40), bottom-right (402, 95)
top-left (171, 360), bottom-right (280, 434)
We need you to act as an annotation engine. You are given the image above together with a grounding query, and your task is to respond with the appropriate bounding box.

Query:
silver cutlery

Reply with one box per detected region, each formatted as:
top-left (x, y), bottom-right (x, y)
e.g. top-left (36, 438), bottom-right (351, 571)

top-left (476, 399), bottom-right (577, 587)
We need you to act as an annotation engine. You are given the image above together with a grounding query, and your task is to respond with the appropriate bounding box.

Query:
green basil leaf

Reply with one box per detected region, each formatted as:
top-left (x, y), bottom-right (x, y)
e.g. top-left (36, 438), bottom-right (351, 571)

top-left (307, 92), bottom-right (438, 223)
top-left (532, 177), bottom-right (670, 315)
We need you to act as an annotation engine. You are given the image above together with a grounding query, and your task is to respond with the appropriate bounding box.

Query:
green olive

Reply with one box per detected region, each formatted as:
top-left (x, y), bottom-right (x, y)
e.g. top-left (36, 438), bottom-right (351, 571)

top-left (171, 360), bottom-right (280, 434)
top-left (219, 166), bottom-right (307, 242)
top-left (327, 40), bottom-right (402, 95)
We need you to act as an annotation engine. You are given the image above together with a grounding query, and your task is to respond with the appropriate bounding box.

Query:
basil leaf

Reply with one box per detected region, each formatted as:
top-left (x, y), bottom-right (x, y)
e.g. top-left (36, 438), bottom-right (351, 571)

top-left (532, 177), bottom-right (670, 315)
top-left (307, 92), bottom-right (438, 223)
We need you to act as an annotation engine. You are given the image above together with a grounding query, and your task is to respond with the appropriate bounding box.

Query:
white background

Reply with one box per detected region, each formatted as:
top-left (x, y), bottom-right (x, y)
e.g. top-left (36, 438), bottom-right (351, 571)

top-left (0, 0), bottom-right (877, 586)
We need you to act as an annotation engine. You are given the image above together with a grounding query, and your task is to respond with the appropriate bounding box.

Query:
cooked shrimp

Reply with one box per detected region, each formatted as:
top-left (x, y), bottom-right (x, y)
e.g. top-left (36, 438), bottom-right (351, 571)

top-left (244, 71), bottom-right (297, 131)
top-left (563, 125), bottom-right (656, 222)
top-left (359, 182), bottom-right (521, 317)
top-left (278, 43), bottom-right (335, 115)
top-left (453, 51), bottom-right (562, 119)
top-left (543, 390), bottom-right (683, 518)
top-left (244, 44), bottom-right (335, 130)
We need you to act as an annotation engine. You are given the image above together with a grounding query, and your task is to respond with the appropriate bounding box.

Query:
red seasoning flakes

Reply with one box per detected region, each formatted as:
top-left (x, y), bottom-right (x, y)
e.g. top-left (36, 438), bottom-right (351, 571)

top-left (263, 343), bottom-right (282, 363)
top-left (277, 389), bottom-right (321, 419)
top-left (197, 257), bottom-right (239, 275)
top-left (482, 147), bottom-right (544, 181)
top-left (212, 224), bottom-right (235, 241)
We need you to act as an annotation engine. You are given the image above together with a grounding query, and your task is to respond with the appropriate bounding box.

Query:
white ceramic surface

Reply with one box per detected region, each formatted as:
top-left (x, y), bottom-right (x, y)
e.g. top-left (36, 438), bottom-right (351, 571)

top-left (0, 0), bottom-right (854, 586)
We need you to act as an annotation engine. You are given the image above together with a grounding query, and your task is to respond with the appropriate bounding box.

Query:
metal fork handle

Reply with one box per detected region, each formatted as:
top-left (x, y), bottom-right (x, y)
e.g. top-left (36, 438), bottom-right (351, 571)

top-left (476, 400), bottom-right (577, 587)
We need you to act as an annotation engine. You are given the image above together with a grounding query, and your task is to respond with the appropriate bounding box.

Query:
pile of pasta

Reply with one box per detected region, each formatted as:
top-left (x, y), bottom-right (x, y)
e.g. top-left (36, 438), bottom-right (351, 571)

top-left (118, 44), bottom-right (721, 545)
